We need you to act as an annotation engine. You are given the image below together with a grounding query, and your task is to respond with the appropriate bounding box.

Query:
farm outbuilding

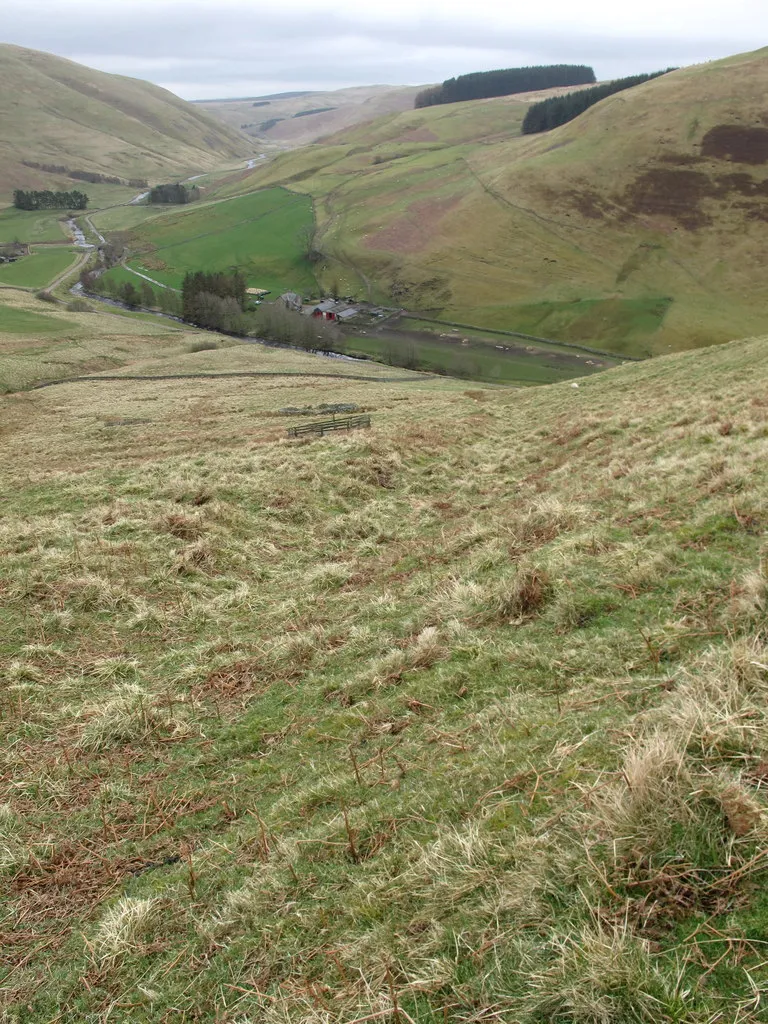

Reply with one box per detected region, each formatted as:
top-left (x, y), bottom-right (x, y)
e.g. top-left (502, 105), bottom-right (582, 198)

top-left (310, 300), bottom-right (359, 322)
top-left (280, 291), bottom-right (303, 311)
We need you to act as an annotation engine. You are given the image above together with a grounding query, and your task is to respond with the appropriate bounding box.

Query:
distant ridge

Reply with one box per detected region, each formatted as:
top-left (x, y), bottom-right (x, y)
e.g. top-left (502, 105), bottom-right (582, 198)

top-left (194, 91), bottom-right (315, 103)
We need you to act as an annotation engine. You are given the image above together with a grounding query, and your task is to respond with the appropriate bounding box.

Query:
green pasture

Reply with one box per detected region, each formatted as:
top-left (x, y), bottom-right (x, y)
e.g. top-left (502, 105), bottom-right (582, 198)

top-left (0, 184), bottom-right (138, 243)
top-left (118, 188), bottom-right (316, 295)
top-left (0, 207), bottom-right (69, 243)
top-left (0, 247), bottom-right (78, 288)
top-left (90, 202), bottom-right (168, 233)
top-left (0, 301), bottom-right (77, 336)
top-left (344, 330), bottom-right (602, 384)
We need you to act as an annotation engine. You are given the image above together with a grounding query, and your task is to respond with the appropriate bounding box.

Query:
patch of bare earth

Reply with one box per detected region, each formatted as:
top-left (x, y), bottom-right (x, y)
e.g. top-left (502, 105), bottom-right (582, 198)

top-left (701, 124), bottom-right (768, 164)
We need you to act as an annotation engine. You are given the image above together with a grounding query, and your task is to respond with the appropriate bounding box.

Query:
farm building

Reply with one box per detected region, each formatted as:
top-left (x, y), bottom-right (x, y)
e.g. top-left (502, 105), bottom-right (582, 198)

top-left (311, 300), bottom-right (359, 322)
top-left (280, 291), bottom-right (303, 311)
top-left (0, 242), bottom-right (28, 264)
top-left (311, 300), bottom-right (337, 320)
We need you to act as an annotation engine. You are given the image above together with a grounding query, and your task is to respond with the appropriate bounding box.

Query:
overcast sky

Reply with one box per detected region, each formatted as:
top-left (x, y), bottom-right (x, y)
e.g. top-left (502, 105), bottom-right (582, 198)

top-left (4, 0), bottom-right (766, 100)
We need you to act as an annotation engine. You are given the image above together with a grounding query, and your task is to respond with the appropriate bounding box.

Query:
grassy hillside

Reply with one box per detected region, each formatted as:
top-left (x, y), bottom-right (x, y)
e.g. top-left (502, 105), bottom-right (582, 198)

top-left (1, 290), bottom-right (768, 1019)
top-left (220, 48), bottom-right (768, 355)
top-left (0, 45), bottom-right (248, 199)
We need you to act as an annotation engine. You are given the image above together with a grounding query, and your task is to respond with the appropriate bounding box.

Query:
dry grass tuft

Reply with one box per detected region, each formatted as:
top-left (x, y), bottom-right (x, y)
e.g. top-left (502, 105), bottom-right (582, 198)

top-left (368, 626), bottom-right (449, 685)
top-left (92, 896), bottom-right (164, 960)
top-left (523, 923), bottom-right (683, 1024)
top-left (494, 565), bottom-right (552, 622)
top-left (77, 683), bottom-right (192, 750)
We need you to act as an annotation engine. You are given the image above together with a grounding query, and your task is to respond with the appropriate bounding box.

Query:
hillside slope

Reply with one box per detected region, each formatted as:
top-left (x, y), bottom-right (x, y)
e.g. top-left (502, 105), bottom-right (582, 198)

top-left (225, 48), bottom-right (768, 355)
top-left (1, 289), bottom-right (768, 1020)
top-left (0, 45), bottom-right (248, 197)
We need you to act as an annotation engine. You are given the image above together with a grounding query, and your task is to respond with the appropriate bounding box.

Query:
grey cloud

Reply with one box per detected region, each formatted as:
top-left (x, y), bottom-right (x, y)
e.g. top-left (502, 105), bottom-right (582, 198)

top-left (2, 2), bottom-right (758, 98)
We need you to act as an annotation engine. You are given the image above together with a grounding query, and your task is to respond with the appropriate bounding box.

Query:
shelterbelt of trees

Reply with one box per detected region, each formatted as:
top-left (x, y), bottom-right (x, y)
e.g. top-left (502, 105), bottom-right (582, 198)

top-left (13, 188), bottom-right (88, 210)
top-left (522, 68), bottom-right (675, 133)
top-left (149, 183), bottom-right (201, 205)
top-left (414, 64), bottom-right (596, 108)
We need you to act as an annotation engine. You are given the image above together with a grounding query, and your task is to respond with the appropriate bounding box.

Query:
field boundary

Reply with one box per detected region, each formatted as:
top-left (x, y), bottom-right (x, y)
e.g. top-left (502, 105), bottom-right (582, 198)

top-left (403, 314), bottom-right (642, 360)
top-left (288, 413), bottom-right (372, 437)
top-left (28, 370), bottom-right (436, 391)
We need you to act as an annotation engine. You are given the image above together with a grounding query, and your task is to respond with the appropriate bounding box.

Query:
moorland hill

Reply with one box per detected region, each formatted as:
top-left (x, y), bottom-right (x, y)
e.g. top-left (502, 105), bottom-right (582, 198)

top-left (0, 45), bottom-right (248, 197)
top-left (225, 47), bottom-right (768, 355)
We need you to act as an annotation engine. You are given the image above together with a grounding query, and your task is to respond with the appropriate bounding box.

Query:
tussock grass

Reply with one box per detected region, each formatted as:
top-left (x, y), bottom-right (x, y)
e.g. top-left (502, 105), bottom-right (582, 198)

top-left (77, 683), bottom-right (192, 750)
top-left (92, 897), bottom-right (165, 960)
top-left (2, 324), bottom-right (768, 1021)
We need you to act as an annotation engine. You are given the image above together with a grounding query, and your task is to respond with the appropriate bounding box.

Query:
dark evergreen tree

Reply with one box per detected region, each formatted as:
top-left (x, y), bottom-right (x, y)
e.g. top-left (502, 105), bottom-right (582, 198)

top-left (181, 269), bottom-right (248, 331)
top-left (13, 188), bottom-right (88, 210)
top-left (119, 282), bottom-right (141, 308)
top-left (148, 183), bottom-right (200, 205)
top-left (414, 65), bottom-right (596, 108)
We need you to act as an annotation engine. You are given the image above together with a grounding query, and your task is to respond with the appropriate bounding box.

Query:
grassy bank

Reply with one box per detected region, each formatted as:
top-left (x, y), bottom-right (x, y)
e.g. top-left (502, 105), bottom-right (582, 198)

top-left (1, 304), bottom-right (767, 1020)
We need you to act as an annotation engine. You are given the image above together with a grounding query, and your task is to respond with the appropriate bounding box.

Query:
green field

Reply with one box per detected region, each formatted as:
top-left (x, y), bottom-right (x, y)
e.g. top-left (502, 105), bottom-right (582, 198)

top-left (109, 188), bottom-right (317, 296)
top-left (90, 202), bottom-right (169, 233)
top-left (0, 300), bottom-right (77, 335)
top-left (0, 207), bottom-right (70, 243)
top-left (345, 330), bottom-right (610, 384)
top-left (457, 297), bottom-right (676, 357)
top-left (0, 247), bottom-right (78, 288)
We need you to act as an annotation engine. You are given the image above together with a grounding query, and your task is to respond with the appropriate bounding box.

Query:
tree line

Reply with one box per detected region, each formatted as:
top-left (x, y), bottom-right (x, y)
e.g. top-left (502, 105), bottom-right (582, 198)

top-left (149, 183), bottom-right (201, 205)
top-left (522, 69), bottom-right (675, 134)
top-left (13, 189), bottom-right (88, 210)
top-left (414, 65), bottom-right (596, 109)
top-left (86, 267), bottom-right (342, 352)
top-left (182, 270), bottom-right (248, 330)
top-left (21, 162), bottom-right (147, 187)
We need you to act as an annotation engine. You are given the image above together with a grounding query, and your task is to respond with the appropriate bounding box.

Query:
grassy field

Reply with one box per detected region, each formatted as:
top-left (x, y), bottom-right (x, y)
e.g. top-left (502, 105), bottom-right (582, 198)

top-left (0, 207), bottom-right (70, 244)
top-left (0, 247), bottom-right (78, 289)
top-left (0, 300), bottom-right (79, 337)
top-left (1, 291), bottom-right (768, 1020)
top-left (344, 327), bottom-right (613, 384)
top-left (0, 185), bottom-right (149, 244)
top-left (216, 47), bottom-right (768, 356)
top-left (103, 188), bottom-right (317, 296)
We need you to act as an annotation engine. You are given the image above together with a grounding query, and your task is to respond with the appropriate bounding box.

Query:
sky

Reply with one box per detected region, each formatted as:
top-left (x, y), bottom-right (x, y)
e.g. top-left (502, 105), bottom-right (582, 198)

top-left (3, 0), bottom-right (767, 100)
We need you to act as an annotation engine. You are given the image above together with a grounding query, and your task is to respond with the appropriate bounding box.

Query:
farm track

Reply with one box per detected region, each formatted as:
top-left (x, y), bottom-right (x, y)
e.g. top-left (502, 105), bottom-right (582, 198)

top-left (46, 249), bottom-right (88, 291)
